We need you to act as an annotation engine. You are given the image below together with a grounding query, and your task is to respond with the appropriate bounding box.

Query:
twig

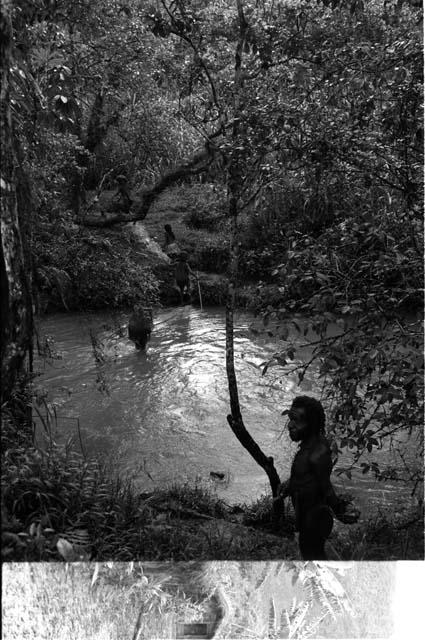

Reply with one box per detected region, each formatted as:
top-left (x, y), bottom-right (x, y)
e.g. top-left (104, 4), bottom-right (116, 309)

top-left (76, 418), bottom-right (86, 459)
top-left (33, 404), bottom-right (53, 448)
top-left (196, 272), bottom-right (203, 310)
top-left (131, 605), bottom-right (145, 640)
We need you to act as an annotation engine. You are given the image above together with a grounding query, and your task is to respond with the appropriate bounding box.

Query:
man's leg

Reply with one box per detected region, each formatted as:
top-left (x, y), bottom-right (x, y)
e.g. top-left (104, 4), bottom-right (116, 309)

top-left (299, 528), bottom-right (327, 560)
top-left (177, 282), bottom-right (184, 304)
top-left (137, 333), bottom-right (148, 350)
top-left (183, 278), bottom-right (190, 301)
top-left (299, 505), bottom-right (334, 560)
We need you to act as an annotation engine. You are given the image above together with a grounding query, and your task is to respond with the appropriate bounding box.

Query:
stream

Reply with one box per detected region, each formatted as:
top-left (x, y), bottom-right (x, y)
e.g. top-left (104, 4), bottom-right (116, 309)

top-left (34, 307), bottom-right (418, 516)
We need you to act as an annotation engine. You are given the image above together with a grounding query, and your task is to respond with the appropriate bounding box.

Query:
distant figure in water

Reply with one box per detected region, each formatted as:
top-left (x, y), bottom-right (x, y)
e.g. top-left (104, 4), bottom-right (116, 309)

top-left (174, 252), bottom-right (194, 304)
top-left (277, 396), bottom-right (360, 560)
top-left (163, 223), bottom-right (181, 258)
top-left (128, 306), bottom-right (153, 350)
top-left (164, 224), bottom-right (176, 246)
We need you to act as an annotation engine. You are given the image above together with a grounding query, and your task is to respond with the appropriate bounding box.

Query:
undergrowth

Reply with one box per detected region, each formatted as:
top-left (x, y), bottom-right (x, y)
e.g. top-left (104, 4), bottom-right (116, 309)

top-left (2, 386), bottom-right (422, 562)
top-left (33, 218), bottom-right (159, 312)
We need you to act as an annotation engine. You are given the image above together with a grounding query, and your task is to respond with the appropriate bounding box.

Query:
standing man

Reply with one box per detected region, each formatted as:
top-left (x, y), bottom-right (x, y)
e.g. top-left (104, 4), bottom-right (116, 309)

top-left (174, 252), bottom-right (195, 304)
top-left (278, 396), bottom-right (359, 559)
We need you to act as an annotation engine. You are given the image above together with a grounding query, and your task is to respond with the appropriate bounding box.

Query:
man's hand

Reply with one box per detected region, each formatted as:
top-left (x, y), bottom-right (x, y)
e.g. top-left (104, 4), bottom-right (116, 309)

top-left (335, 507), bottom-right (360, 524)
top-left (276, 479), bottom-right (290, 500)
top-left (333, 499), bottom-right (360, 524)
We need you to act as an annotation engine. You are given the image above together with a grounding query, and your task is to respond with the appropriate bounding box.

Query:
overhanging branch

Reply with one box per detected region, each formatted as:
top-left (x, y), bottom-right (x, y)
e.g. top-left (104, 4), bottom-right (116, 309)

top-left (81, 140), bottom-right (218, 228)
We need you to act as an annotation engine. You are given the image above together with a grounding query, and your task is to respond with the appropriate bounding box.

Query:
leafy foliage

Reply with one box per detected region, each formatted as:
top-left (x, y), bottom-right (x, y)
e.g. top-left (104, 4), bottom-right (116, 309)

top-left (3, 0), bottom-right (423, 550)
top-left (160, 0), bottom-right (422, 493)
top-left (33, 222), bottom-right (159, 310)
top-left (182, 183), bottom-right (227, 230)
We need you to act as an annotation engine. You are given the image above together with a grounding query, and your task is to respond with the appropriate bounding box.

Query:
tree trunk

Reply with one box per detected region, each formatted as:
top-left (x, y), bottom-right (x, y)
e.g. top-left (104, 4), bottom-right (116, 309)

top-left (225, 0), bottom-right (282, 504)
top-left (84, 89), bottom-right (120, 189)
top-left (0, 0), bottom-right (33, 402)
top-left (70, 90), bottom-right (119, 214)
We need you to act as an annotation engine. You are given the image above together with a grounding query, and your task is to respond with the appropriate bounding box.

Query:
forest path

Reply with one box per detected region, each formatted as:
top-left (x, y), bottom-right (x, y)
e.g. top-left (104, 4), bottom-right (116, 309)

top-left (128, 220), bottom-right (171, 264)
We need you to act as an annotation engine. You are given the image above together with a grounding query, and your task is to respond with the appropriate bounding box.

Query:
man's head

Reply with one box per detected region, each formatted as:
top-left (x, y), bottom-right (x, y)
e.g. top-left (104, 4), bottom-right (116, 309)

top-left (134, 304), bottom-right (153, 319)
top-left (164, 224), bottom-right (172, 232)
top-left (286, 396), bottom-right (325, 442)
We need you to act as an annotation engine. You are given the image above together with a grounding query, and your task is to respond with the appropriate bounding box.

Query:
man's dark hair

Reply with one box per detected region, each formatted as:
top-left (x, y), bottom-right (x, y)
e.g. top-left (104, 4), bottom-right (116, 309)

top-left (292, 396), bottom-right (326, 435)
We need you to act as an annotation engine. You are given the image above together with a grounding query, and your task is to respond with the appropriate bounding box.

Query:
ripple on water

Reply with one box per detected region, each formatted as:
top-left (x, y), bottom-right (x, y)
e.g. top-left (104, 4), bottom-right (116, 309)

top-left (34, 308), bottom-right (418, 512)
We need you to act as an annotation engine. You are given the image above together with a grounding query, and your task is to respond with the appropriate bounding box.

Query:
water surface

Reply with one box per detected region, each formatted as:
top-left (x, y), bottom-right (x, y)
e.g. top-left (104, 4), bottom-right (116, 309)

top-left (34, 307), bottom-right (418, 514)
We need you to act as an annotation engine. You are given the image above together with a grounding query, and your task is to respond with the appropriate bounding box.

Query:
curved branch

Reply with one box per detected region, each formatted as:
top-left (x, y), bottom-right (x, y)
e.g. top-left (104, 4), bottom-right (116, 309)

top-left (227, 415), bottom-right (281, 496)
top-left (81, 142), bottom-right (217, 228)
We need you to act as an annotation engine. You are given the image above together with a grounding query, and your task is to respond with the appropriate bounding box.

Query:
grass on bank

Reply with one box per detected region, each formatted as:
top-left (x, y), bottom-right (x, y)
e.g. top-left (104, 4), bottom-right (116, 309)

top-left (2, 389), bottom-right (423, 563)
top-left (1, 393), bottom-right (284, 561)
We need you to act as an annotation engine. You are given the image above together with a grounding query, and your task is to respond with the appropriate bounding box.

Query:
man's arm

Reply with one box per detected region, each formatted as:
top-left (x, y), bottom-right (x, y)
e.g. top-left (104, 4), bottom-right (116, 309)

top-left (310, 445), bottom-right (360, 523)
top-left (273, 479), bottom-right (291, 501)
top-left (310, 445), bottom-right (341, 511)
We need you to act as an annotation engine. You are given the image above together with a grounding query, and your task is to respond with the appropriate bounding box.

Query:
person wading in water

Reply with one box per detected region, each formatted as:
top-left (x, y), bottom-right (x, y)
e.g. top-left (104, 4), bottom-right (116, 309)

top-left (277, 396), bottom-right (360, 559)
top-left (174, 252), bottom-right (196, 304)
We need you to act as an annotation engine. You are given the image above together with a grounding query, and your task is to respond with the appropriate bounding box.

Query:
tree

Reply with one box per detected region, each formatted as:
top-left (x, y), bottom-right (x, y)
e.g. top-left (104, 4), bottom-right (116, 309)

top-left (1, 0), bottom-right (33, 402)
top-left (71, 0), bottom-right (423, 500)
top-left (146, 0), bottom-right (290, 499)
top-left (255, 0), bottom-right (423, 490)
top-left (147, 0), bottom-right (423, 498)
top-left (6, 0), bottom-right (421, 504)
top-left (224, 0), bottom-right (282, 498)
top-left (78, 0), bottom-right (287, 497)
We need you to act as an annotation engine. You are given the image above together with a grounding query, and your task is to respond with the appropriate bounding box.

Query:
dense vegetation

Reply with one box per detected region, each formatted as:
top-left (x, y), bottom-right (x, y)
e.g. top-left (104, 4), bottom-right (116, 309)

top-left (1, 0), bottom-right (423, 561)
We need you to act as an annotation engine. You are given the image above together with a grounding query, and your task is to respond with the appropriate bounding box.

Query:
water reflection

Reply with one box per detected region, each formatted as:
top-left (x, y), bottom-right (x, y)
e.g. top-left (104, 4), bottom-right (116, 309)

top-left (34, 307), bottom-right (416, 513)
